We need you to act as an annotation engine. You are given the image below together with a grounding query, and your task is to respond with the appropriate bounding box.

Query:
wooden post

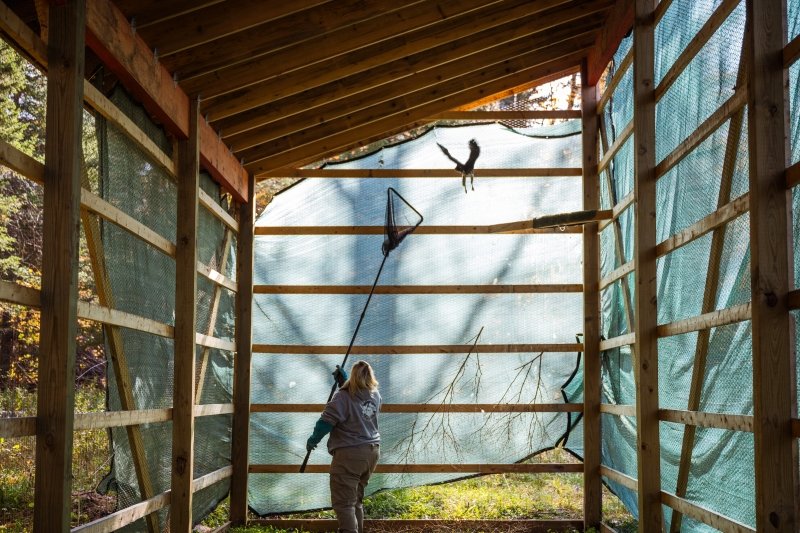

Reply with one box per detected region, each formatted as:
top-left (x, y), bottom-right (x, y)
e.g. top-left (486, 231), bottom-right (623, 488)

top-left (32, 1), bottom-right (85, 530)
top-left (632, 1), bottom-right (663, 531)
top-left (581, 59), bottom-right (602, 530)
top-left (230, 172), bottom-right (255, 524)
top-left (745, 0), bottom-right (799, 531)
top-left (171, 98), bottom-right (200, 532)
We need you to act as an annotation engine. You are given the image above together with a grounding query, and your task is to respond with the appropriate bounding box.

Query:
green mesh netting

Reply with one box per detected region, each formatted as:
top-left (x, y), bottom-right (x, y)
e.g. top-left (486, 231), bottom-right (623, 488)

top-left (91, 87), bottom-right (236, 529)
top-left (251, 121), bottom-right (586, 514)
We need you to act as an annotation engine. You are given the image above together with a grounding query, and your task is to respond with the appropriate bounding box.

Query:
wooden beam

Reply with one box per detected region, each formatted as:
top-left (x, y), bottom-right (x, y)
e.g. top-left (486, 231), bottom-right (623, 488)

top-left (655, 193), bottom-right (749, 257)
top-left (72, 491), bottom-right (171, 533)
top-left (597, 49), bottom-right (633, 114)
top-left (254, 225), bottom-right (582, 236)
top-left (207, 2), bottom-right (606, 129)
top-left (240, 40), bottom-right (592, 168)
top-left (655, 88), bottom-right (747, 179)
top-left (597, 121), bottom-right (633, 174)
top-left (199, 189), bottom-right (238, 232)
top-left (581, 59), bottom-right (602, 531)
top-left (598, 191), bottom-right (634, 231)
top-left (0, 139), bottom-right (44, 182)
top-left (746, 0), bottom-right (798, 529)
top-left (251, 403), bottom-right (583, 413)
top-left (171, 98), bottom-right (200, 533)
top-left (600, 465), bottom-right (638, 491)
top-left (191, 465), bottom-right (233, 493)
top-left (253, 284), bottom-right (583, 295)
top-left (600, 404), bottom-right (636, 417)
top-left (658, 409), bottom-right (753, 432)
top-left (586, 0), bottom-right (635, 85)
top-left (599, 260), bottom-right (634, 291)
top-left (661, 492), bottom-right (756, 533)
top-left (250, 463), bottom-right (584, 474)
top-left (77, 301), bottom-right (172, 338)
top-left (253, 343), bottom-right (583, 354)
top-left (656, 303), bottom-right (751, 337)
top-left (0, 416), bottom-right (37, 438)
top-left (632, 2), bottom-right (663, 531)
top-left (193, 403), bottom-right (235, 417)
top-left (82, 0), bottom-right (248, 201)
top-left (793, 419), bottom-right (800, 439)
top-left (788, 289), bottom-right (800, 310)
top-left (599, 334), bottom-right (636, 352)
top-left (452, 67), bottom-right (579, 111)
top-left (230, 174), bottom-right (255, 526)
top-left (139, 0), bottom-right (329, 57)
top-left (654, 0), bottom-right (740, 102)
top-left (112, 0), bottom-right (224, 28)
top-left (429, 110), bottom-right (582, 120)
top-left (74, 409), bottom-right (172, 431)
top-left (783, 33), bottom-right (800, 68)
top-left (0, 279), bottom-right (40, 308)
top-left (0, 0), bottom-right (48, 66)
top-left (244, 50), bottom-right (589, 173)
top-left (249, 519), bottom-right (585, 532)
top-left (259, 168), bottom-right (583, 178)
top-left (32, 1), bottom-right (84, 529)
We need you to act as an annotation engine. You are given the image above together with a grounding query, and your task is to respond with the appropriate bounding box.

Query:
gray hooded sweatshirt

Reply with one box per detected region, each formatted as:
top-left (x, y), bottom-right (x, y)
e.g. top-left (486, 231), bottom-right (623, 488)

top-left (320, 388), bottom-right (381, 454)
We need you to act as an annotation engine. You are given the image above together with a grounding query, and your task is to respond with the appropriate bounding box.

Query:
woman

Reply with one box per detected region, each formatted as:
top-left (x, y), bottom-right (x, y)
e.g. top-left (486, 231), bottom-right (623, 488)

top-left (306, 360), bottom-right (381, 533)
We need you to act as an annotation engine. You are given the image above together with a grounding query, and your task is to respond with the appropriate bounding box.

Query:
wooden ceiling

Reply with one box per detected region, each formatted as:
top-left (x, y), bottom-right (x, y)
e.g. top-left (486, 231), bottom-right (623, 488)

top-left (6, 0), bottom-right (629, 180)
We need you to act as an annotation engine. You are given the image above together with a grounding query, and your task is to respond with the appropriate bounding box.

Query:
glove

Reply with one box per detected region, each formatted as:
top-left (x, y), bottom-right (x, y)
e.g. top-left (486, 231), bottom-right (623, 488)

top-left (306, 418), bottom-right (334, 453)
top-left (332, 365), bottom-right (348, 388)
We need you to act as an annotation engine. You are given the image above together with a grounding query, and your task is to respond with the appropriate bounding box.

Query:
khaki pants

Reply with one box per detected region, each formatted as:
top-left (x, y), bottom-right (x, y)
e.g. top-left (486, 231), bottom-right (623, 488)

top-left (330, 443), bottom-right (380, 533)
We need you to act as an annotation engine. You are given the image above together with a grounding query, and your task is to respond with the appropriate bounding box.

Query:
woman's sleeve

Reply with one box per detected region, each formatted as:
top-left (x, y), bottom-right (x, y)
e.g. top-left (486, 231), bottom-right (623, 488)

top-left (320, 391), bottom-right (346, 425)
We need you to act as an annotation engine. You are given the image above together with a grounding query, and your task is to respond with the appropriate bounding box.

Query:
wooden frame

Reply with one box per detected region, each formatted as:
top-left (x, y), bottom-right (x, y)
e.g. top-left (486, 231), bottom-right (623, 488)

top-left (231, 174), bottom-right (255, 525)
top-left (632, 2), bottom-right (663, 530)
top-left (658, 409), bottom-right (753, 432)
top-left (599, 465), bottom-right (637, 491)
top-left (429, 110), bottom-right (582, 121)
top-left (746, 0), bottom-right (798, 530)
top-left (581, 60), bottom-right (602, 529)
top-left (661, 492), bottom-right (756, 533)
top-left (32, 2), bottom-right (84, 529)
top-left (600, 404), bottom-right (636, 417)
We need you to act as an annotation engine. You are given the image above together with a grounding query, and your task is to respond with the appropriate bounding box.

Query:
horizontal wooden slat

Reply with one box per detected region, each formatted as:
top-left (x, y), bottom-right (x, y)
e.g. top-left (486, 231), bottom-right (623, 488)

top-left (0, 138), bottom-right (44, 183)
top-left (657, 303), bottom-right (751, 337)
top-left (77, 301), bottom-right (173, 338)
top-left (74, 409), bottom-right (172, 431)
top-left (786, 160), bottom-right (800, 189)
top-left (254, 225), bottom-right (582, 236)
top-left (655, 88), bottom-right (747, 178)
top-left (784, 33), bottom-right (800, 67)
top-left (428, 110), bottom-right (582, 120)
top-left (250, 463), bottom-right (584, 474)
top-left (660, 491), bottom-right (755, 533)
top-left (654, 0), bottom-right (740, 102)
top-left (249, 519), bottom-right (585, 532)
top-left (599, 333), bottom-right (635, 351)
top-left (600, 523), bottom-right (617, 533)
top-left (81, 189), bottom-right (176, 256)
top-left (259, 168), bottom-right (584, 178)
top-left (82, 81), bottom-right (176, 176)
top-left (658, 409), bottom-right (753, 432)
top-left (598, 49), bottom-right (633, 113)
top-left (192, 465), bottom-right (233, 492)
top-left (598, 121), bottom-right (633, 173)
top-left (253, 343), bottom-right (583, 354)
top-left (194, 403), bottom-right (235, 417)
top-left (598, 190), bottom-right (634, 231)
top-left (0, 416), bottom-right (37, 438)
top-left (599, 260), bottom-right (634, 291)
top-left (655, 193), bottom-right (749, 257)
top-left (195, 333), bottom-right (236, 352)
top-left (599, 465), bottom-right (638, 491)
top-left (251, 403), bottom-right (583, 413)
top-left (253, 284), bottom-right (584, 295)
top-left (792, 419), bottom-right (800, 439)
top-left (600, 404), bottom-right (636, 417)
top-left (0, 280), bottom-right (40, 308)
top-left (199, 188), bottom-right (238, 232)
top-left (788, 289), bottom-right (800, 310)
top-left (196, 261), bottom-right (237, 292)
top-left (71, 491), bottom-right (170, 533)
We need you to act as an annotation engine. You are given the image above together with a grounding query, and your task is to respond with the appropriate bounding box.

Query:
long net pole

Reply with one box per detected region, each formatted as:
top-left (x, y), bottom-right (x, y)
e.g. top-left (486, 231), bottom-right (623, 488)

top-left (299, 252), bottom-right (390, 473)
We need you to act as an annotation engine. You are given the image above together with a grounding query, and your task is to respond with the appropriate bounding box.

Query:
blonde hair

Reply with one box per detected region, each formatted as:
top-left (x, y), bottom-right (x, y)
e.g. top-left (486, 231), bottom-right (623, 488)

top-left (342, 361), bottom-right (379, 397)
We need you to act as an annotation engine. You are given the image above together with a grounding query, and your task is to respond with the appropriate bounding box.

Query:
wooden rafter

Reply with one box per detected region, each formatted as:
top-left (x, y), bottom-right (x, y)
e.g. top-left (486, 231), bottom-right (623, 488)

top-left (243, 46), bottom-right (590, 173)
top-left (585, 0), bottom-right (634, 85)
top-left (206, 0), bottom-right (610, 127)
